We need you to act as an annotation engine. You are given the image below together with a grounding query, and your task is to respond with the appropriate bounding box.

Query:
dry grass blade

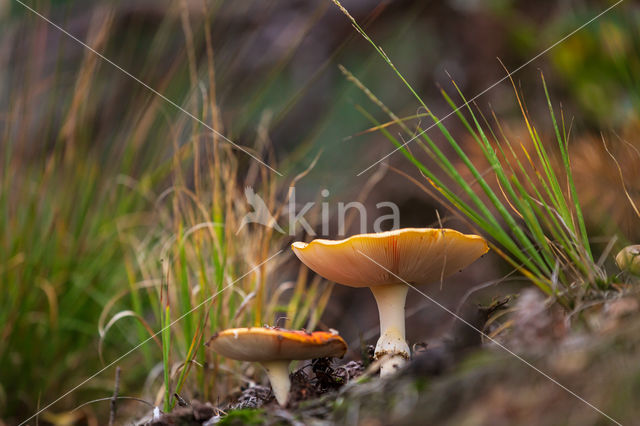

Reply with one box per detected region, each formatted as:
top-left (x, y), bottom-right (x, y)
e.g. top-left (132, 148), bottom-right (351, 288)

top-left (602, 135), bottom-right (640, 220)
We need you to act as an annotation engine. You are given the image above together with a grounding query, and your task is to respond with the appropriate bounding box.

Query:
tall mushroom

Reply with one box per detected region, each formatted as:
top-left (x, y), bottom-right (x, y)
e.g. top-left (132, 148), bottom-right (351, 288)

top-left (291, 227), bottom-right (488, 377)
top-left (207, 327), bottom-right (347, 406)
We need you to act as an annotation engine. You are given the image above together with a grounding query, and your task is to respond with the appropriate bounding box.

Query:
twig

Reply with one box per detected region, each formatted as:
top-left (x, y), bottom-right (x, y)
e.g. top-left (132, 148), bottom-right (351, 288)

top-left (174, 393), bottom-right (190, 407)
top-left (109, 366), bottom-right (121, 426)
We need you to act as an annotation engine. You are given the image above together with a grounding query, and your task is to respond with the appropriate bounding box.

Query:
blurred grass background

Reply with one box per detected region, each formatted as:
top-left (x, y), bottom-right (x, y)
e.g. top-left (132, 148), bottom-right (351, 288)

top-left (1, 0), bottom-right (639, 423)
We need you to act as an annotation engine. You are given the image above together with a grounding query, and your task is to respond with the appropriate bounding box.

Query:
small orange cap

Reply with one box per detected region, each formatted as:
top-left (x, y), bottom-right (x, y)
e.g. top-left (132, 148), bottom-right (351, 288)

top-left (207, 327), bottom-right (347, 362)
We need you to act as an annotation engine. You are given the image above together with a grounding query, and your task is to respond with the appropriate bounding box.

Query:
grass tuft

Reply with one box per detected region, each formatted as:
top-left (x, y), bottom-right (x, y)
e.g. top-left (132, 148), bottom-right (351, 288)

top-left (333, 0), bottom-right (630, 310)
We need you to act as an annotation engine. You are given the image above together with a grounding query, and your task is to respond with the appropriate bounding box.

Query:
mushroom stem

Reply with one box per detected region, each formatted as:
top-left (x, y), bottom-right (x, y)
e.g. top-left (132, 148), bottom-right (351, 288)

top-left (370, 283), bottom-right (410, 377)
top-left (261, 360), bottom-right (292, 406)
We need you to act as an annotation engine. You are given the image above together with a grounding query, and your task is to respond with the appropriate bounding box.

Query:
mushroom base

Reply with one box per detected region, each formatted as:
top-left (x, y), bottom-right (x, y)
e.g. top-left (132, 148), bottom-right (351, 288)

top-left (374, 327), bottom-right (411, 376)
top-left (376, 351), bottom-right (410, 376)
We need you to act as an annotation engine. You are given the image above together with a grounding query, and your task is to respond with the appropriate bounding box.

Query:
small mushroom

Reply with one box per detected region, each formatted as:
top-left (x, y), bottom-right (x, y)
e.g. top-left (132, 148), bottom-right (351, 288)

top-left (616, 244), bottom-right (640, 276)
top-left (292, 228), bottom-right (488, 377)
top-left (207, 327), bottom-right (347, 406)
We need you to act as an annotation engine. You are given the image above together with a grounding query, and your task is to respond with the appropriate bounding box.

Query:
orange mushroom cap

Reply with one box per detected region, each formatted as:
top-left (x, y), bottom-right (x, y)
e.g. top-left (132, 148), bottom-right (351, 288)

top-left (291, 227), bottom-right (489, 288)
top-left (207, 327), bottom-right (347, 362)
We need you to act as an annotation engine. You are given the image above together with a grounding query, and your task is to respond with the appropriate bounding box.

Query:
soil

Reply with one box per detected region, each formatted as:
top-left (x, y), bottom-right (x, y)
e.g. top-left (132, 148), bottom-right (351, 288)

top-left (141, 294), bottom-right (640, 425)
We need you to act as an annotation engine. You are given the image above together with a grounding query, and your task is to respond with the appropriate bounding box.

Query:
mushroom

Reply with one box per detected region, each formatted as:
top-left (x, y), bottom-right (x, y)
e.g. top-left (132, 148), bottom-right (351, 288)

top-left (616, 244), bottom-right (640, 276)
top-left (291, 227), bottom-right (488, 377)
top-left (207, 327), bottom-right (347, 406)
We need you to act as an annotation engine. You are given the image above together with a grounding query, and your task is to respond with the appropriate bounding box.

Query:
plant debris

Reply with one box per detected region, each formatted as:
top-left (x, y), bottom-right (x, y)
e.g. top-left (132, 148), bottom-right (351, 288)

top-left (144, 357), bottom-right (365, 425)
top-left (229, 385), bottom-right (273, 410)
top-left (146, 400), bottom-right (218, 426)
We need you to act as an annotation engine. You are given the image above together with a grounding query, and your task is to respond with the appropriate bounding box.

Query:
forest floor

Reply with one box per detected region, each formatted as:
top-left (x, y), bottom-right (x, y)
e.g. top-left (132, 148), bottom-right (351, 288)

top-left (141, 290), bottom-right (640, 426)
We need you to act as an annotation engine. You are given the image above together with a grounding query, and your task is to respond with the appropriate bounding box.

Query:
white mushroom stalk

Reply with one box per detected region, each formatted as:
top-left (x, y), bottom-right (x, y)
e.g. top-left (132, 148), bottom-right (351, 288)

top-left (291, 228), bottom-right (489, 378)
top-left (371, 283), bottom-right (410, 376)
top-left (261, 360), bottom-right (292, 406)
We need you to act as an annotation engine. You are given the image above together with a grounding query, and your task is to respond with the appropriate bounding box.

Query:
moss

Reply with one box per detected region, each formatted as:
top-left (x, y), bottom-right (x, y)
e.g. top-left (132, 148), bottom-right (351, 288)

top-left (218, 409), bottom-right (266, 426)
top-left (413, 377), bottom-right (429, 392)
